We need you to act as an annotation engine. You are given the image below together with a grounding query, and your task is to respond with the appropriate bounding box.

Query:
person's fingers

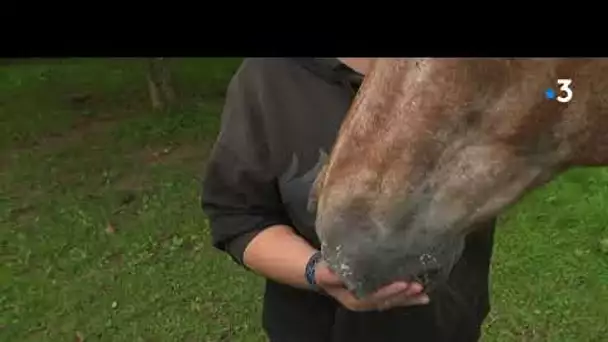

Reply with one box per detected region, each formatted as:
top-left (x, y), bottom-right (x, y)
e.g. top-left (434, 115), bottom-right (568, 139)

top-left (322, 278), bottom-right (428, 312)
top-left (397, 293), bottom-right (430, 306)
top-left (368, 282), bottom-right (410, 301)
top-left (377, 293), bottom-right (430, 310)
top-left (329, 286), bottom-right (430, 312)
top-left (404, 282), bottom-right (424, 296)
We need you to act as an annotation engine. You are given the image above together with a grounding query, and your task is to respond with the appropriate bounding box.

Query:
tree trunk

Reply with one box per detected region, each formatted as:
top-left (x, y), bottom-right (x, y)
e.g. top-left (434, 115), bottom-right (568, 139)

top-left (146, 58), bottom-right (175, 110)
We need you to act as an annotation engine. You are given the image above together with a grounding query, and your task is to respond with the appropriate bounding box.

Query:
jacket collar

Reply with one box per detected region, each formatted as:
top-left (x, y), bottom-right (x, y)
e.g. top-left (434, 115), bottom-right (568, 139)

top-left (291, 58), bottom-right (363, 90)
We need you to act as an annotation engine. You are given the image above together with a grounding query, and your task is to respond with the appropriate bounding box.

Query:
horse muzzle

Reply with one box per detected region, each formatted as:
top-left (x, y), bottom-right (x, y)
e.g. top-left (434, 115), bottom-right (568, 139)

top-left (317, 215), bottom-right (465, 298)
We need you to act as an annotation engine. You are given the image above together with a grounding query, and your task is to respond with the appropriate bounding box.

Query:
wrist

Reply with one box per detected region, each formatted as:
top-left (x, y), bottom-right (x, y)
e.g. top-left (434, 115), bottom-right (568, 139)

top-left (304, 250), bottom-right (323, 291)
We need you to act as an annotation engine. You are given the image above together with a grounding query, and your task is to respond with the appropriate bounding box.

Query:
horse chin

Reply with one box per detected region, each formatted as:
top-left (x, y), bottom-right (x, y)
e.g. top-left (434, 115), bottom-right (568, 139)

top-left (319, 227), bottom-right (466, 299)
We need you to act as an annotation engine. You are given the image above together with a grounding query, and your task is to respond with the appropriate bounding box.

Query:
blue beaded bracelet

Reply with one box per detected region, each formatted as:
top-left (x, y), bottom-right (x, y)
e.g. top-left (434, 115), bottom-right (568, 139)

top-left (305, 251), bottom-right (323, 290)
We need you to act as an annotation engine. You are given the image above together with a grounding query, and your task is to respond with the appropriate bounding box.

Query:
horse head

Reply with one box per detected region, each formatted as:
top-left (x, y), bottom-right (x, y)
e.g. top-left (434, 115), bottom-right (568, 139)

top-left (310, 58), bottom-right (608, 297)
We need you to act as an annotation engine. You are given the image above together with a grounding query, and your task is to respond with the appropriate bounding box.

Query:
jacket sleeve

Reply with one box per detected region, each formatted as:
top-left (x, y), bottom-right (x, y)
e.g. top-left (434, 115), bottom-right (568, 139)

top-left (201, 59), bottom-right (291, 266)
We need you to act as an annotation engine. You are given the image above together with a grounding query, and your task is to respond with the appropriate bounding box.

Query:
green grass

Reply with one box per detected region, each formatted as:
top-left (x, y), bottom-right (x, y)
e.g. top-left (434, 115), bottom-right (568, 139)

top-left (1, 58), bottom-right (607, 342)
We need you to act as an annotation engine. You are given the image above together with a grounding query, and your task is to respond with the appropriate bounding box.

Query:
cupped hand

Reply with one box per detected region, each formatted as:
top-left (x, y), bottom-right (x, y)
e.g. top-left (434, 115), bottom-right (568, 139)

top-left (314, 261), bottom-right (430, 312)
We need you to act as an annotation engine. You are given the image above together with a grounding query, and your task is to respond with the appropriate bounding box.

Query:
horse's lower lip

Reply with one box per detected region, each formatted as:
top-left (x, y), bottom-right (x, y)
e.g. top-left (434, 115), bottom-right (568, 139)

top-left (319, 229), bottom-right (464, 297)
top-left (327, 260), bottom-right (445, 298)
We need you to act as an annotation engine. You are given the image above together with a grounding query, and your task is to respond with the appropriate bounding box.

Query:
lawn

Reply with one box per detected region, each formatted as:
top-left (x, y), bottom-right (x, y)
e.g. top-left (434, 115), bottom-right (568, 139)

top-left (1, 58), bottom-right (607, 342)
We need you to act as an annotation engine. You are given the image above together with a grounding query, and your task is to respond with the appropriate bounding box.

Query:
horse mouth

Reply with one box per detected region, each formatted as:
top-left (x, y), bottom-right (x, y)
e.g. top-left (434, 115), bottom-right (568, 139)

top-left (321, 244), bottom-right (451, 299)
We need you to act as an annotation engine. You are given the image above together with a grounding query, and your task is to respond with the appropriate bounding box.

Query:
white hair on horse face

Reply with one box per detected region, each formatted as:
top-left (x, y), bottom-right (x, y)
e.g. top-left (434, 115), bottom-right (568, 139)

top-left (321, 241), bottom-right (358, 289)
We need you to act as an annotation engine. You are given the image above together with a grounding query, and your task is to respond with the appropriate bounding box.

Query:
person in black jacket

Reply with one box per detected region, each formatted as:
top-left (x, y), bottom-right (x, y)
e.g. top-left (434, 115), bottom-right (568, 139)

top-left (201, 58), bottom-right (497, 342)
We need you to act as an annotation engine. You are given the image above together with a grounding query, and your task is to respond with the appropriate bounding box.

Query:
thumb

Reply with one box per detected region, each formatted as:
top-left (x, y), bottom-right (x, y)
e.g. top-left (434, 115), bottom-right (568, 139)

top-left (315, 262), bottom-right (345, 287)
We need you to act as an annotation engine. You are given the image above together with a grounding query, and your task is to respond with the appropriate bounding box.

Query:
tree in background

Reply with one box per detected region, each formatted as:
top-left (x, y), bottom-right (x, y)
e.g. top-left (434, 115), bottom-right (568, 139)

top-left (147, 58), bottom-right (175, 110)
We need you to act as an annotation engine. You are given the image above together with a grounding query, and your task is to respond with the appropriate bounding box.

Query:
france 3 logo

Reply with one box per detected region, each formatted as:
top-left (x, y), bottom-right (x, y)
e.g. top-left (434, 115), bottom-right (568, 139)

top-left (545, 79), bottom-right (573, 103)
